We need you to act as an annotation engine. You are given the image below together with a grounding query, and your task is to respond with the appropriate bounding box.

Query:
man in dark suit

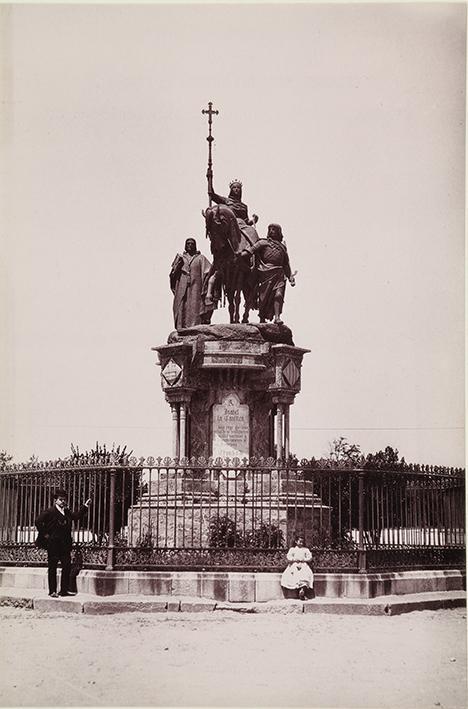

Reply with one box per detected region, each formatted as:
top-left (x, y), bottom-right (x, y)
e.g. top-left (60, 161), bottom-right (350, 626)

top-left (35, 489), bottom-right (91, 598)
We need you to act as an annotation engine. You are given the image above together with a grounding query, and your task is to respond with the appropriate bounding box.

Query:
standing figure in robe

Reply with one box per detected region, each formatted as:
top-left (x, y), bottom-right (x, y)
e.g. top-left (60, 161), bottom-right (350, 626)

top-left (170, 238), bottom-right (212, 329)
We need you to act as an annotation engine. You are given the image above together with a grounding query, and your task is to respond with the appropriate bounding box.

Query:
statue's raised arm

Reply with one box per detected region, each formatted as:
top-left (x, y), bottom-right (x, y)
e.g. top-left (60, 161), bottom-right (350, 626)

top-left (201, 104), bottom-right (261, 324)
top-left (209, 180), bottom-right (258, 228)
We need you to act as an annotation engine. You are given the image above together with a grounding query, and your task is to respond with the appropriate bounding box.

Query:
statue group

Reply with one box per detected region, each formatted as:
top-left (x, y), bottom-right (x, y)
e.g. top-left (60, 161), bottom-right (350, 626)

top-left (170, 105), bottom-right (296, 329)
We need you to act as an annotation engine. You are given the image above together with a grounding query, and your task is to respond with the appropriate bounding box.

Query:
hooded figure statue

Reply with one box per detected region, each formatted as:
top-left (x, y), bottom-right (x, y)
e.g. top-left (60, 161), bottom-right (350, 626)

top-left (169, 238), bottom-right (212, 329)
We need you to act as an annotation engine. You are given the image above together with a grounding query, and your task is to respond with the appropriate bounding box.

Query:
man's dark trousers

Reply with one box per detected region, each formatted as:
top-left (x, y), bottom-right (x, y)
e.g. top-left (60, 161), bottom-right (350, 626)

top-left (47, 540), bottom-right (72, 595)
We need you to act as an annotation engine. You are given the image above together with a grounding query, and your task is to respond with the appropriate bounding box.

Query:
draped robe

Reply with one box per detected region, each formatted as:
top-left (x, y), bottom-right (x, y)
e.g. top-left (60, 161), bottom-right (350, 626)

top-left (170, 250), bottom-right (212, 329)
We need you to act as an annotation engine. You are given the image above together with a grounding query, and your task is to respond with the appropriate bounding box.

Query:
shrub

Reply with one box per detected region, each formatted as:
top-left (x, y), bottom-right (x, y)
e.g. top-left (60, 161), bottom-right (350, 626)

top-left (244, 523), bottom-right (285, 549)
top-left (136, 529), bottom-right (154, 548)
top-left (208, 515), bottom-right (242, 548)
top-left (208, 516), bottom-right (285, 549)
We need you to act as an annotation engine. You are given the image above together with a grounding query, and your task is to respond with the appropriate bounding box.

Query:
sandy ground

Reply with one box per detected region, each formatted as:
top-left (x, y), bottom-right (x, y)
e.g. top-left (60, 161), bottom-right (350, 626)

top-left (0, 606), bottom-right (465, 708)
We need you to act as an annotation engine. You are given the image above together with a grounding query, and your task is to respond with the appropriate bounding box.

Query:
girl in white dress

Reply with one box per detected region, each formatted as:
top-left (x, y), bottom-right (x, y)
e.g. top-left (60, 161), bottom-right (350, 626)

top-left (280, 535), bottom-right (314, 600)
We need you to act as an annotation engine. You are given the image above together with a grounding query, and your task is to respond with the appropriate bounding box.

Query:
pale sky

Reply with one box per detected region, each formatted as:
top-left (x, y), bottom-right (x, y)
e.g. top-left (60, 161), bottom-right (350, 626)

top-left (1, 3), bottom-right (465, 466)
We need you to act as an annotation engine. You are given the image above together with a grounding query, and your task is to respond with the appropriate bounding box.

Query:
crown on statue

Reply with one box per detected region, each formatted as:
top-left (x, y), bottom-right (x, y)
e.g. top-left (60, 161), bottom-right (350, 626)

top-left (229, 179), bottom-right (243, 188)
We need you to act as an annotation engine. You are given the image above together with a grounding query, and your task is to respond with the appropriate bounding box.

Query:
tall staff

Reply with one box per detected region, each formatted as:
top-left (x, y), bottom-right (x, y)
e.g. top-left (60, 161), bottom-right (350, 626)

top-left (201, 101), bottom-right (219, 207)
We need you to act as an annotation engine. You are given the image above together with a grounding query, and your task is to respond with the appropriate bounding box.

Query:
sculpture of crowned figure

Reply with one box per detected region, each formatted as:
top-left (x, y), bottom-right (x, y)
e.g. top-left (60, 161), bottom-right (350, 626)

top-left (167, 103), bottom-right (297, 327)
top-left (209, 179), bottom-right (259, 248)
top-left (203, 180), bottom-right (260, 311)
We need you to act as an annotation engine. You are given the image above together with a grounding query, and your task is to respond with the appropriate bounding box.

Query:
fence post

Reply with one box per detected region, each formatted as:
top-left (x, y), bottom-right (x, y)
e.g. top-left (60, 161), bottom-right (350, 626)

top-left (106, 464), bottom-right (117, 571)
top-left (358, 469), bottom-right (367, 573)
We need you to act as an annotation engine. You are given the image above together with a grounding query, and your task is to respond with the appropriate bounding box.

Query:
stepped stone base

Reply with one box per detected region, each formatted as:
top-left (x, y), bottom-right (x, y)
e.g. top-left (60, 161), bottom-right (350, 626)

top-left (0, 566), bottom-right (464, 602)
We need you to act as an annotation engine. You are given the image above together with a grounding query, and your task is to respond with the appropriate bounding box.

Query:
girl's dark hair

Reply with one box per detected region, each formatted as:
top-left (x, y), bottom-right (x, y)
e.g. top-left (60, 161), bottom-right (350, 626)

top-left (292, 533), bottom-right (306, 545)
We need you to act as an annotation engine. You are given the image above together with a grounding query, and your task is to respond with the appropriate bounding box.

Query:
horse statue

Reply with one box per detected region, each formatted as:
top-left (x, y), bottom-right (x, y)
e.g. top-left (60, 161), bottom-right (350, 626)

top-left (203, 204), bottom-right (259, 324)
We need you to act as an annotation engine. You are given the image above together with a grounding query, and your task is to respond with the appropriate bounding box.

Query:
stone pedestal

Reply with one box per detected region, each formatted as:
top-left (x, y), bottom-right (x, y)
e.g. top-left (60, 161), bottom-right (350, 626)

top-left (136, 324), bottom-right (319, 551)
top-left (128, 324), bottom-right (331, 549)
top-left (128, 469), bottom-right (331, 548)
top-left (153, 323), bottom-right (310, 461)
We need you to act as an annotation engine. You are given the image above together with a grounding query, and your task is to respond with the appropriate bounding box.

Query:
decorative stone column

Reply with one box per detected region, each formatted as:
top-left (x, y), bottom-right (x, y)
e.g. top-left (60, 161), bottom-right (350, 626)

top-left (170, 404), bottom-right (179, 458)
top-left (284, 404), bottom-right (290, 460)
top-left (179, 403), bottom-right (187, 459)
top-left (276, 403), bottom-right (284, 460)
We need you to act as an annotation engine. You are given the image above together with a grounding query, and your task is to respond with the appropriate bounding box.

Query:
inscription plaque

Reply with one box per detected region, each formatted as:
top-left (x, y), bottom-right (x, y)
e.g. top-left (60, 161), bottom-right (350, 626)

top-left (212, 391), bottom-right (249, 461)
top-left (202, 340), bottom-right (268, 369)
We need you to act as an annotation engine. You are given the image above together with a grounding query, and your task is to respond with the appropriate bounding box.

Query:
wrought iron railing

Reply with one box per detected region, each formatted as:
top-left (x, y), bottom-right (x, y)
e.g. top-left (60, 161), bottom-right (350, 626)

top-left (0, 456), bottom-right (465, 572)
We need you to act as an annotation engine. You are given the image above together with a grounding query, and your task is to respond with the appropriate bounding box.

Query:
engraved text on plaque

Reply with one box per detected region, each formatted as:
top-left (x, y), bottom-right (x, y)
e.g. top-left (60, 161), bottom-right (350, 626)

top-left (212, 391), bottom-right (249, 460)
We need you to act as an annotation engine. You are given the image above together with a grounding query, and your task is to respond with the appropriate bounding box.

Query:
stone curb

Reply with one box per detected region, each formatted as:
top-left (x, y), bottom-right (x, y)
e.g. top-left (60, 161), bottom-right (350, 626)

top-left (2, 567), bottom-right (464, 603)
top-left (0, 589), bottom-right (465, 616)
top-left (302, 598), bottom-right (467, 616)
top-left (381, 597), bottom-right (467, 617)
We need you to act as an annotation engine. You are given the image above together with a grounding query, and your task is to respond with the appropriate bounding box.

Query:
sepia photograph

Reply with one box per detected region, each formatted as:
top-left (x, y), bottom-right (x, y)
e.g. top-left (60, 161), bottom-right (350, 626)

top-left (0, 2), bottom-right (466, 707)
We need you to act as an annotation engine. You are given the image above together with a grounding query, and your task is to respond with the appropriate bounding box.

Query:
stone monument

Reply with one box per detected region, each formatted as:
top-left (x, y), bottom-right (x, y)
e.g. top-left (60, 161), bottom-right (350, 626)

top-left (130, 103), bottom-right (329, 548)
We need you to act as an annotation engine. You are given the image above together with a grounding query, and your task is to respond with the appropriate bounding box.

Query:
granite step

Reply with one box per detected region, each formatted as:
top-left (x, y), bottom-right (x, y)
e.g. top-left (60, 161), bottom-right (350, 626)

top-left (0, 587), bottom-right (465, 616)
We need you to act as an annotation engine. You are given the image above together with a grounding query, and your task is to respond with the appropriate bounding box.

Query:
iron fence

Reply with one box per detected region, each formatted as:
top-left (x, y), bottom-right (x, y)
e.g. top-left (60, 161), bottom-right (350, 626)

top-left (0, 457), bottom-right (465, 572)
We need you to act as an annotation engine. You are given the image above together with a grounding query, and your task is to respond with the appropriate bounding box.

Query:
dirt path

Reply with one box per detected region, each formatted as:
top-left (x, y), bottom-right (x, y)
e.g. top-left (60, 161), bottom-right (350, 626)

top-left (0, 607), bottom-right (465, 707)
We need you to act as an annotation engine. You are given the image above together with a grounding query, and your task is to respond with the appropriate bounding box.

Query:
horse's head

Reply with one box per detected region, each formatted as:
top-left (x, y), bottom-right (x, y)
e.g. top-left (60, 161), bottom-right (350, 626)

top-left (204, 205), bottom-right (233, 254)
top-left (205, 205), bottom-right (230, 233)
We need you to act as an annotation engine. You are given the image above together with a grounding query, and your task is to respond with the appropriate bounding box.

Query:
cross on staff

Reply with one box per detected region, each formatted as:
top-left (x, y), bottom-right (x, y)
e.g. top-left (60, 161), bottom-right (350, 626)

top-left (202, 101), bottom-right (219, 206)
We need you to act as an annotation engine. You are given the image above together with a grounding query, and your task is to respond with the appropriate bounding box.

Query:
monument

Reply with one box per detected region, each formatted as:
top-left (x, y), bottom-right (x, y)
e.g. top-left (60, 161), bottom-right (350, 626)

top-left (129, 103), bottom-right (329, 548)
top-left (157, 102), bottom-right (306, 459)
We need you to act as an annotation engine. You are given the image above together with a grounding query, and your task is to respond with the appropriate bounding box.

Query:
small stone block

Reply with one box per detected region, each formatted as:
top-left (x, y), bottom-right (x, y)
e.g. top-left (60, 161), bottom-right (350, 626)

top-left (167, 600), bottom-right (181, 612)
top-left (255, 600), bottom-right (303, 614)
top-left (385, 597), bottom-right (467, 616)
top-left (342, 576), bottom-right (372, 599)
top-left (201, 575), bottom-right (229, 601)
top-left (303, 602), bottom-right (384, 615)
top-left (128, 575), bottom-right (172, 596)
top-left (0, 595), bottom-right (34, 609)
top-left (214, 603), bottom-right (257, 614)
top-left (76, 576), bottom-right (90, 594)
top-left (86, 574), bottom-right (130, 596)
top-left (13, 572), bottom-right (42, 590)
top-left (179, 600), bottom-right (217, 612)
top-left (83, 600), bottom-right (167, 615)
top-left (34, 597), bottom-right (83, 614)
top-left (28, 574), bottom-right (48, 590)
top-left (314, 576), bottom-right (345, 598)
top-left (255, 573), bottom-right (283, 602)
top-left (171, 573), bottom-right (202, 597)
top-left (228, 574), bottom-right (255, 603)
top-left (0, 574), bottom-right (19, 588)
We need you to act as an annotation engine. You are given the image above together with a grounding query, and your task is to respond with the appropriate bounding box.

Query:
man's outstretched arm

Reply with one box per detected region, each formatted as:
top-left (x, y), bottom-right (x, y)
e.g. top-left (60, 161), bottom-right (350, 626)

top-left (70, 498), bottom-right (92, 521)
